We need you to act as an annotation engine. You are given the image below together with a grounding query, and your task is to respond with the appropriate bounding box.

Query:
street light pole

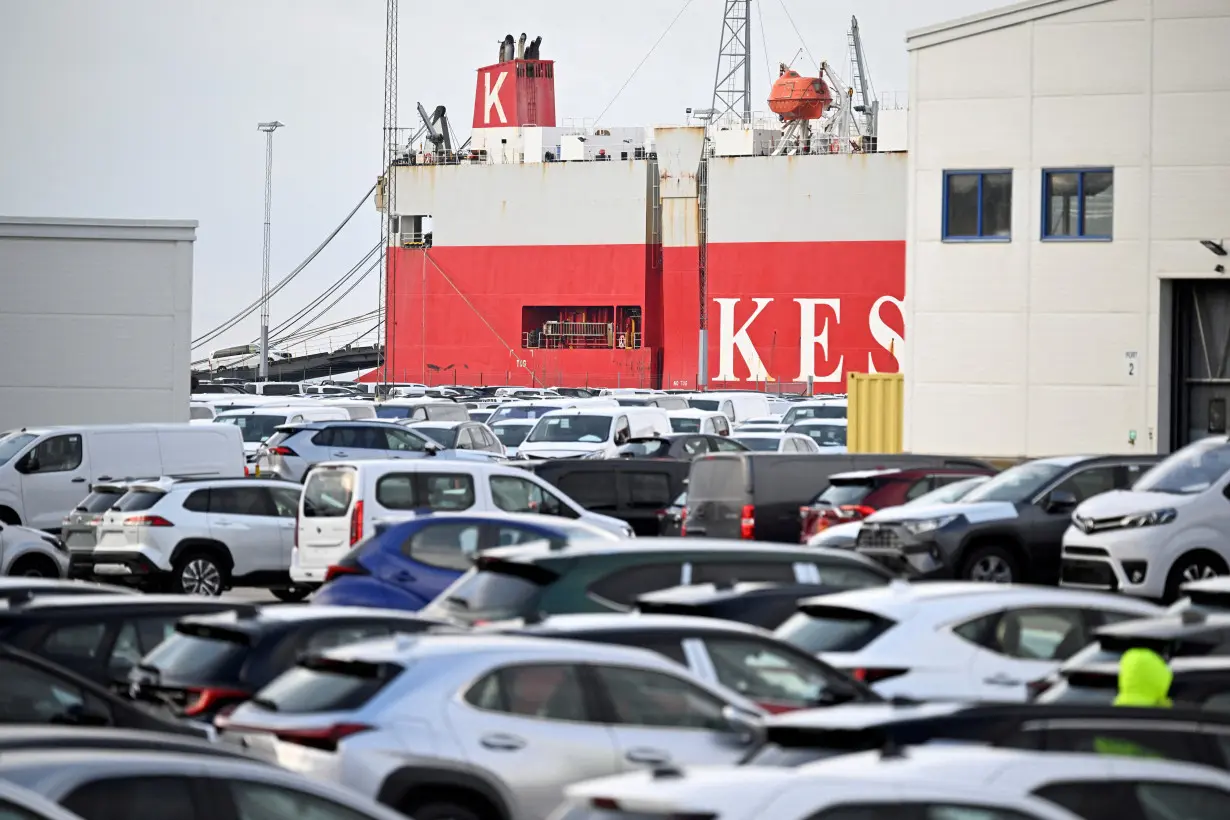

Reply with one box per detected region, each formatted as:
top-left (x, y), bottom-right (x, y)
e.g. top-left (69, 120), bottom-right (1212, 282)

top-left (257, 120), bottom-right (284, 381)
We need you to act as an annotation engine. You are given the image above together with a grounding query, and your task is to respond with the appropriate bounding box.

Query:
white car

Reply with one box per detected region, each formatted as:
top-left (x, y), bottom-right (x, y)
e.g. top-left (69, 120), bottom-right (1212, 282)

top-left (774, 580), bottom-right (1164, 700)
top-left (787, 418), bottom-right (848, 452)
top-left (489, 419), bottom-right (536, 457)
top-left (1060, 435), bottom-right (1230, 601)
top-left (558, 743), bottom-right (1230, 820)
top-left (808, 475), bottom-right (991, 548)
top-left (781, 398), bottom-right (848, 426)
top-left (731, 432), bottom-right (820, 453)
top-left (733, 415), bottom-right (787, 433)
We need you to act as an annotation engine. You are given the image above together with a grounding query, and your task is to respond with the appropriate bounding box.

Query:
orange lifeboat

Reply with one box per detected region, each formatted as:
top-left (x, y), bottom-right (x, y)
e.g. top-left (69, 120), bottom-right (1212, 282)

top-left (767, 64), bottom-right (832, 121)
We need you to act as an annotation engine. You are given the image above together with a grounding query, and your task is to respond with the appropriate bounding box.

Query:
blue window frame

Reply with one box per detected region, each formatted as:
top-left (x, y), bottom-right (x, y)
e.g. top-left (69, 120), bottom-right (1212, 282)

top-left (942, 170), bottom-right (1013, 241)
top-left (1042, 168), bottom-right (1113, 240)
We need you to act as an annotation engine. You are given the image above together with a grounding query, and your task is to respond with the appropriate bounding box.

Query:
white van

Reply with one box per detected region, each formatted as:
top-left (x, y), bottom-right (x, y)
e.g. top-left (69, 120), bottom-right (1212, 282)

top-left (517, 406), bottom-right (672, 460)
top-left (215, 405), bottom-right (350, 460)
top-left (682, 392), bottom-right (771, 423)
top-left (243, 381), bottom-right (304, 397)
top-left (316, 399), bottom-right (378, 420)
top-left (781, 398), bottom-right (849, 426)
top-left (0, 424), bottom-right (245, 530)
top-left (667, 409), bottom-right (732, 437)
top-left (485, 397), bottom-right (618, 426)
top-left (189, 401), bottom-right (216, 422)
top-left (194, 395), bottom-right (310, 414)
top-left (293, 459), bottom-right (633, 584)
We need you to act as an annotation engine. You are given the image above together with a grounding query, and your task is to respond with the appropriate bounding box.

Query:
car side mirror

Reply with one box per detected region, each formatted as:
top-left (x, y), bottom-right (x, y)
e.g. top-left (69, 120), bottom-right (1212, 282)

top-left (1046, 489), bottom-right (1078, 513)
top-left (721, 705), bottom-right (764, 746)
top-left (14, 453), bottom-right (35, 474)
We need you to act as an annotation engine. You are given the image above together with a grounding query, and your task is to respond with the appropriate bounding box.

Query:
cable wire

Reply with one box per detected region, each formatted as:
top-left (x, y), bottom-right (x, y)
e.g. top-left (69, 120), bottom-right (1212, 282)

top-left (776, 0), bottom-right (819, 74)
top-left (264, 242), bottom-right (381, 343)
top-left (755, 0), bottom-right (772, 91)
top-left (191, 182), bottom-right (376, 350)
top-left (593, 0), bottom-right (695, 126)
top-left (272, 254), bottom-right (381, 346)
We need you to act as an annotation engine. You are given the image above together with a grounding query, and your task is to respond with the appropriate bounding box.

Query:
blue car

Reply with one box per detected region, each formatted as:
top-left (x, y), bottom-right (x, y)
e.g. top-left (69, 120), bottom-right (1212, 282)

top-left (312, 512), bottom-right (611, 611)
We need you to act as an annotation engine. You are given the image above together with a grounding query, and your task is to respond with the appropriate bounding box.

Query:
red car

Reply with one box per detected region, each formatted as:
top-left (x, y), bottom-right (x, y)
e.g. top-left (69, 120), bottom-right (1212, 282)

top-left (799, 467), bottom-right (996, 542)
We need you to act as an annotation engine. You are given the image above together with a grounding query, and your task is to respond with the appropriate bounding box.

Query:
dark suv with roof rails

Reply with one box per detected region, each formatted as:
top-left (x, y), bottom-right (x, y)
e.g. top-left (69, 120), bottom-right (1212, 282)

top-left (635, 581), bottom-right (846, 629)
top-left (685, 453), bottom-right (993, 543)
top-left (419, 538), bottom-right (895, 627)
top-left (517, 458), bottom-right (691, 536)
top-left (855, 455), bottom-right (1161, 585)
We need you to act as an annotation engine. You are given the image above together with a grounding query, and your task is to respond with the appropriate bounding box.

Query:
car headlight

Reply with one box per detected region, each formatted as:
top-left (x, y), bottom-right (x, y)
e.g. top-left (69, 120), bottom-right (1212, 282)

top-left (902, 515), bottom-right (958, 536)
top-left (1121, 508), bottom-right (1177, 528)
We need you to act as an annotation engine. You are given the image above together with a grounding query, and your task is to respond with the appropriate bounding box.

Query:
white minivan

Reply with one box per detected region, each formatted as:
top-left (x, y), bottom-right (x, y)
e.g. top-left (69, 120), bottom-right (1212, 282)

top-left (667, 409), bottom-right (732, 436)
top-left (293, 459), bottom-right (633, 584)
top-left (0, 424), bottom-right (245, 530)
top-left (682, 392), bottom-right (771, 423)
top-left (1060, 435), bottom-right (1230, 601)
top-left (517, 407), bottom-right (672, 460)
top-left (215, 405), bottom-right (350, 461)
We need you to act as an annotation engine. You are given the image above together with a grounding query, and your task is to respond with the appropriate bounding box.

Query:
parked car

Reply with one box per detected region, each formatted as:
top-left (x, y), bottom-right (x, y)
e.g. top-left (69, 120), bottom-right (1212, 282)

top-left (780, 399), bottom-right (847, 426)
top-left (856, 455), bottom-right (1161, 584)
top-left (420, 538), bottom-right (894, 627)
top-left (730, 432), bottom-right (821, 453)
top-left (1061, 435), bottom-right (1230, 601)
top-left (807, 475), bottom-right (991, 548)
top-left (81, 477), bottom-right (307, 599)
top-left (666, 409), bottom-right (733, 436)
top-left (402, 420), bottom-right (505, 456)
top-left (221, 634), bottom-right (767, 820)
top-left (0, 522), bottom-right (69, 579)
top-left (786, 419), bottom-right (849, 452)
top-left (312, 512), bottom-right (619, 610)
top-left (615, 433), bottom-right (748, 460)
top-left (490, 419), bottom-right (535, 457)
top-left (490, 612), bottom-right (878, 713)
top-left (1036, 653), bottom-right (1230, 709)
top-left (635, 581), bottom-right (845, 629)
top-left (774, 581), bottom-right (1163, 701)
top-left (61, 480), bottom-right (154, 557)
top-left (0, 578), bottom-right (135, 603)
top-left (798, 467), bottom-right (996, 543)
top-left (293, 459), bottom-right (633, 587)
top-left (517, 458), bottom-right (690, 536)
top-left (127, 604), bottom-right (448, 721)
top-left (657, 489), bottom-right (687, 536)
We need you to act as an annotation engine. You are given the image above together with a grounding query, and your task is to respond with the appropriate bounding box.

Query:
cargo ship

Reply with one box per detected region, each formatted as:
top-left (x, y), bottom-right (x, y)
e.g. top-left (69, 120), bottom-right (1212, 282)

top-left (374, 31), bottom-right (907, 392)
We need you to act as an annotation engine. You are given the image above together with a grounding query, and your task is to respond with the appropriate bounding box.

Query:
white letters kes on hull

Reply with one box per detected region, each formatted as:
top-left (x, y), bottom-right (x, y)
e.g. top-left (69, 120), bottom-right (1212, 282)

top-left (712, 296), bottom-right (904, 382)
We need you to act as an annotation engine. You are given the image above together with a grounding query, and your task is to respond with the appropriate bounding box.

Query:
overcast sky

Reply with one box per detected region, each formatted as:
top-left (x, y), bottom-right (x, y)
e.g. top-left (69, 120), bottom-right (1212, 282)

top-left (1, 0), bottom-right (1001, 357)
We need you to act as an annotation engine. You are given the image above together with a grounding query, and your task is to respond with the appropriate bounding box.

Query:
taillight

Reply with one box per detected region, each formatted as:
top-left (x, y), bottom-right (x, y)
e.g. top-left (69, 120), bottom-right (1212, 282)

top-left (740, 504), bottom-right (755, 539)
top-left (835, 504), bottom-right (876, 521)
top-left (848, 667), bottom-right (908, 684)
top-left (268, 446), bottom-right (297, 457)
top-left (324, 563), bottom-right (369, 582)
top-left (183, 686), bottom-right (250, 717)
top-left (1026, 677), bottom-right (1053, 700)
top-left (125, 515), bottom-right (173, 527)
top-left (273, 723), bottom-right (373, 752)
top-left (679, 506), bottom-right (688, 536)
top-left (349, 500), bottom-right (364, 545)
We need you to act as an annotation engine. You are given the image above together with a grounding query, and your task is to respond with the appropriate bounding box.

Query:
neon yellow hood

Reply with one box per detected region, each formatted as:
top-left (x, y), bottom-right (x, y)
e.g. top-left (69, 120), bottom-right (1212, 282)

top-left (1114, 647), bottom-right (1173, 707)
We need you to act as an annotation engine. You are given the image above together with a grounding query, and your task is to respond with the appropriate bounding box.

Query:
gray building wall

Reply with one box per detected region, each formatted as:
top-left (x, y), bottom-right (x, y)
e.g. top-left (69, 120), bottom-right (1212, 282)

top-left (0, 217), bottom-right (196, 430)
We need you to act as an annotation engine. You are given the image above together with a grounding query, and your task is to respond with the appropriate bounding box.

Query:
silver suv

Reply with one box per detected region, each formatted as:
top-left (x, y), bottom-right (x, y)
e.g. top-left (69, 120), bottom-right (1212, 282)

top-left (256, 421), bottom-right (500, 482)
top-left (86, 478), bottom-right (306, 599)
top-left (222, 633), bottom-right (766, 820)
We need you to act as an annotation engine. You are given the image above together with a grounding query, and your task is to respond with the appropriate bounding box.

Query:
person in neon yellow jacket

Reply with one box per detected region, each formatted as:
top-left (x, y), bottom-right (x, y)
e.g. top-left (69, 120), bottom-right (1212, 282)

top-left (1094, 647), bottom-right (1173, 758)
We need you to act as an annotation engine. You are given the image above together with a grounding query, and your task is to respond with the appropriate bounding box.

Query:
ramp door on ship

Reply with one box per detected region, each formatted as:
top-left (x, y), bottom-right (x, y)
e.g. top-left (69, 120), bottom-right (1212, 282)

top-left (1173, 280), bottom-right (1230, 449)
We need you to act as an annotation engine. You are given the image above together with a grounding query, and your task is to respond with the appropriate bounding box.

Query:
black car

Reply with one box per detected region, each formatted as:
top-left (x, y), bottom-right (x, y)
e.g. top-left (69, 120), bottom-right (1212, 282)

top-left (616, 433), bottom-right (748, 460)
top-left (658, 489), bottom-right (687, 535)
top-left (517, 458), bottom-right (691, 536)
top-left (635, 581), bottom-right (845, 629)
top-left (856, 455), bottom-right (1161, 585)
top-left (742, 700), bottom-right (1230, 770)
top-left (685, 453), bottom-right (992, 543)
top-left (0, 726), bottom-right (257, 758)
top-left (403, 421), bottom-right (504, 455)
top-left (0, 594), bottom-right (244, 688)
top-left (0, 580), bottom-right (136, 603)
top-left (127, 604), bottom-right (449, 721)
top-left (487, 612), bottom-right (878, 713)
top-left (0, 643), bottom-right (209, 737)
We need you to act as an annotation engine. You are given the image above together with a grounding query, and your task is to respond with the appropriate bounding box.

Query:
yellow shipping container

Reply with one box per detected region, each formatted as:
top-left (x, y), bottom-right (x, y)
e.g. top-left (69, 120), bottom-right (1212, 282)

top-left (846, 372), bottom-right (904, 453)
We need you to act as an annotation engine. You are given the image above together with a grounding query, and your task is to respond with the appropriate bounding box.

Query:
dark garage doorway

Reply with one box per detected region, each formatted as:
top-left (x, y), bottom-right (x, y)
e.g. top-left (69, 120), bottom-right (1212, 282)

top-left (1172, 279), bottom-right (1230, 450)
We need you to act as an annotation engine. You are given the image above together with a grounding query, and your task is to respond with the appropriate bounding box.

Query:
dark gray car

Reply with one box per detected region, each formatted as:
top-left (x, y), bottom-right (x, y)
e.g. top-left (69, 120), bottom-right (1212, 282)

top-left (61, 481), bottom-right (153, 556)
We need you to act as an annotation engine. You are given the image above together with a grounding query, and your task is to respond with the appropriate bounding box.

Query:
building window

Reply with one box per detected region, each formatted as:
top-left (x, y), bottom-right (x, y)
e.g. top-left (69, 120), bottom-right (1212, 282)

top-left (942, 171), bottom-right (1012, 240)
top-left (1042, 168), bottom-right (1113, 240)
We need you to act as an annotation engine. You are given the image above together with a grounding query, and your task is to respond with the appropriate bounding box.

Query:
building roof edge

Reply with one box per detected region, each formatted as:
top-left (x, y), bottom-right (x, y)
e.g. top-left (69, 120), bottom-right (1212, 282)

top-left (906, 0), bottom-right (1111, 50)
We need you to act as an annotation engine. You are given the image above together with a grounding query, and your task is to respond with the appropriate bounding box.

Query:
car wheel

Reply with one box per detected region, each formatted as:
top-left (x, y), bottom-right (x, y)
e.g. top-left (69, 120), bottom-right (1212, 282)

top-left (271, 586), bottom-right (312, 603)
top-left (8, 554), bottom-right (59, 578)
top-left (960, 545), bottom-right (1018, 584)
top-left (1164, 550), bottom-right (1228, 602)
top-left (403, 802), bottom-right (483, 820)
top-left (173, 553), bottom-right (226, 596)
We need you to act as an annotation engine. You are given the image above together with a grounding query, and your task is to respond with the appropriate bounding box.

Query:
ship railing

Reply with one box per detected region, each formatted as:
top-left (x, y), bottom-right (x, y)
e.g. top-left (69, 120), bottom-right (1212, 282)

top-left (522, 329), bottom-right (642, 351)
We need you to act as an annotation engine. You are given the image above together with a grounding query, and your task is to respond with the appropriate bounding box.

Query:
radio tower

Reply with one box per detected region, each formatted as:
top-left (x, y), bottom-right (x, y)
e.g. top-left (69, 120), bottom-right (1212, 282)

top-left (377, 0), bottom-right (399, 384)
top-left (710, 0), bottom-right (752, 123)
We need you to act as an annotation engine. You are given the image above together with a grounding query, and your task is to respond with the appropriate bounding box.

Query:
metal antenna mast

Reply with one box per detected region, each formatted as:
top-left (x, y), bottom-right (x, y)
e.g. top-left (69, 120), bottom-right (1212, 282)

top-left (710, 0), bottom-right (752, 123)
top-left (256, 120), bottom-right (284, 381)
top-left (377, 0), bottom-right (399, 384)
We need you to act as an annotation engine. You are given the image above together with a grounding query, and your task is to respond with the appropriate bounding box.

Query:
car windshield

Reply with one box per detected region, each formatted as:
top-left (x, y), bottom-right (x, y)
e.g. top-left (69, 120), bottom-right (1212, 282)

top-left (688, 399), bottom-right (720, 412)
top-left (375, 406), bottom-right (413, 419)
top-left (412, 426), bottom-right (455, 447)
top-left (906, 476), bottom-right (990, 506)
top-left (670, 417), bottom-right (701, 433)
top-left (493, 424), bottom-right (532, 447)
top-left (217, 414), bottom-right (287, 443)
top-left (0, 433), bottom-right (36, 466)
top-left (794, 424), bottom-right (847, 447)
top-left (962, 461), bottom-right (1069, 503)
top-left (816, 482), bottom-right (874, 507)
top-left (1134, 438), bottom-right (1230, 495)
top-left (733, 437), bottom-right (781, 452)
top-left (784, 404), bottom-right (847, 424)
top-left (617, 440), bottom-right (672, 458)
top-left (526, 415), bottom-right (612, 444)
top-left (488, 405), bottom-right (563, 423)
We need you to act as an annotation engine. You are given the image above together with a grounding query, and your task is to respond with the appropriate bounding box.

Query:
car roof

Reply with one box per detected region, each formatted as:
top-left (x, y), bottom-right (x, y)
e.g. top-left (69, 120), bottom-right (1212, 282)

top-left (493, 612), bottom-right (773, 639)
top-left (637, 581), bottom-right (833, 605)
top-left (491, 418), bottom-right (537, 426)
top-left (789, 418), bottom-right (849, 427)
top-left (1094, 609), bottom-right (1230, 640)
top-left (406, 421), bottom-right (462, 428)
top-left (313, 458), bottom-right (524, 476)
top-left (0, 578), bottom-right (136, 593)
top-left (0, 726), bottom-right (256, 759)
top-left (797, 581), bottom-right (1163, 621)
top-left (764, 701), bottom-right (969, 730)
top-left (0, 594), bottom-right (246, 614)
top-left (178, 604), bottom-right (449, 630)
top-left (1070, 655), bottom-right (1230, 676)
top-left (479, 536), bottom-right (884, 568)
